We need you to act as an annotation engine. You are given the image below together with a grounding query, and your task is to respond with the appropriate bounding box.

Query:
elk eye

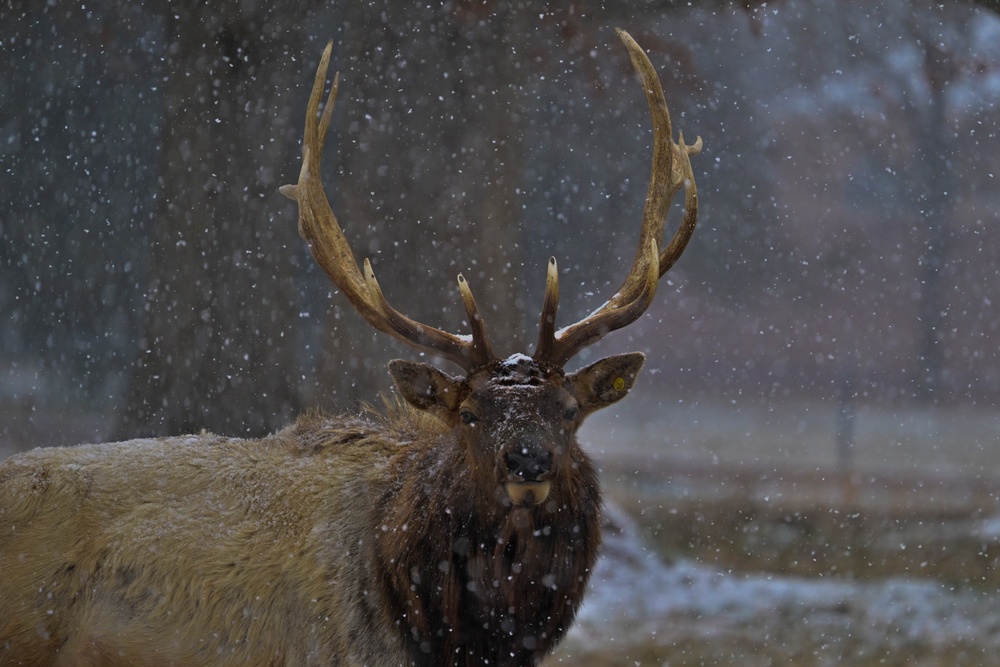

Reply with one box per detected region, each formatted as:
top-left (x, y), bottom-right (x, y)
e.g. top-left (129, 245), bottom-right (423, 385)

top-left (563, 406), bottom-right (579, 421)
top-left (460, 410), bottom-right (478, 425)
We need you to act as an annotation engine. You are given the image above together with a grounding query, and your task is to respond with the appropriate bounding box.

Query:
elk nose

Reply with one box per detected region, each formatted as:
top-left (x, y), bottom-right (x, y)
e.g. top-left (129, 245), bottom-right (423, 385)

top-left (504, 447), bottom-right (552, 482)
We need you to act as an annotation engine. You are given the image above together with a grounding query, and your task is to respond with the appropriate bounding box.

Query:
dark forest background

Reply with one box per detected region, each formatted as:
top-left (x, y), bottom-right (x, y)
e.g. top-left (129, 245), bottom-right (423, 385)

top-left (2, 0), bottom-right (1000, 446)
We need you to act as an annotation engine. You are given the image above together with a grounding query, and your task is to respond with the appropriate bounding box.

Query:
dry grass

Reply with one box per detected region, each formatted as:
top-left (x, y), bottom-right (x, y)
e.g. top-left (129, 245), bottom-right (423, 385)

top-left (604, 467), bottom-right (1000, 585)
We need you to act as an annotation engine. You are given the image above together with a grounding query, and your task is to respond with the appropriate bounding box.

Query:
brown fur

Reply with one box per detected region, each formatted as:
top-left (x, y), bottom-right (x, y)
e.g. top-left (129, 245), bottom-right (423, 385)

top-left (0, 353), bottom-right (643, 666)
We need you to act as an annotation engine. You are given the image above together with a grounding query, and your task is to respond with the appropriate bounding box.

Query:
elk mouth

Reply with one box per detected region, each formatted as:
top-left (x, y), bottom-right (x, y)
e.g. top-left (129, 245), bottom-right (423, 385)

top-left (504, 481), bottom-right (552, 506)
top-left (502, 446), bottom-right (553, 506)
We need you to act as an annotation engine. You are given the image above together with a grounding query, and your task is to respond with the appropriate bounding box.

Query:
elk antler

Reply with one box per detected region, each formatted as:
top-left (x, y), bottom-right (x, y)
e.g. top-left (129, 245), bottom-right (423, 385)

top-left (280, 42), bottom-right (495, 371)
top-left (533, 29), bottom-right (702, 368)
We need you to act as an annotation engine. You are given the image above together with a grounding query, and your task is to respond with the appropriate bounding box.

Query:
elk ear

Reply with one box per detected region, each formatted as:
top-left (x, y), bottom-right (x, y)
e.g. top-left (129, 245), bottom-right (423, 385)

top-left (388, 359), bottom-right (466, 414)
top-left (566, 352), bottom-right (645, 417)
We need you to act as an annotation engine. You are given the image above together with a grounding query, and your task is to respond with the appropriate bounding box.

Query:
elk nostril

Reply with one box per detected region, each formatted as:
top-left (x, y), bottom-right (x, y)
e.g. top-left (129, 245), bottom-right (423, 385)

top-left (536, 449), bottom-right (552, 475)
top-left (503, 451), bottom-right (522, 476)
top-left (504, 448), bottom-right (553, 481)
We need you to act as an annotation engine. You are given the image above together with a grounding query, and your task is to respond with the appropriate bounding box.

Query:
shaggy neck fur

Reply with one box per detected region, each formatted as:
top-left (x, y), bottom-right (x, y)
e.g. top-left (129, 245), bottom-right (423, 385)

top-left (372, 429), bottom-right (602, 667)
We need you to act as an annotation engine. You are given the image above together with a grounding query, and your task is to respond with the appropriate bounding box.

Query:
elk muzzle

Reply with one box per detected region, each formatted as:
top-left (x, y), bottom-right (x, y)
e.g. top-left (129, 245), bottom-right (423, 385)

top-left (503, 445), bottom-right (553, 506)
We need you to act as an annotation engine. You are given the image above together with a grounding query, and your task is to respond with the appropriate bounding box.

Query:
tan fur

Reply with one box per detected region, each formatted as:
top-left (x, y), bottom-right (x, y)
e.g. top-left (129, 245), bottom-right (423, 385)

top-left (1, 415), bottom-right (416, 666)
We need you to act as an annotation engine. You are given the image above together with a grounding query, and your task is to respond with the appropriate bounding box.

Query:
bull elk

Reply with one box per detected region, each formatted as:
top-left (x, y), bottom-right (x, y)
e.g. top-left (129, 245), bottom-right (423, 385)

top-left (0, 29), bottom-right (700, 666)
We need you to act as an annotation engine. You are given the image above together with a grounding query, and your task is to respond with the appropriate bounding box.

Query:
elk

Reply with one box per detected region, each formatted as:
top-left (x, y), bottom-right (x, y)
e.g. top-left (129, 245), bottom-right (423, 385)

top-left (0, 29), bottom-right (700, 667)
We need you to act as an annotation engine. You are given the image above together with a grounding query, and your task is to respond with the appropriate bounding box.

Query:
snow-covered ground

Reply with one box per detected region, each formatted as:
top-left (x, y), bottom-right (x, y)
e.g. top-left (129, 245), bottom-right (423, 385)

top-left (552, 503), bottom-right (1000, 665)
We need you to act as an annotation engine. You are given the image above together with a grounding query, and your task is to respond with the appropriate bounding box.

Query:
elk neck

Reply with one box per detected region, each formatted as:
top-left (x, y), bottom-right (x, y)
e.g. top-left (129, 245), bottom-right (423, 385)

top-left (372, 424), bottom-right (602, 666)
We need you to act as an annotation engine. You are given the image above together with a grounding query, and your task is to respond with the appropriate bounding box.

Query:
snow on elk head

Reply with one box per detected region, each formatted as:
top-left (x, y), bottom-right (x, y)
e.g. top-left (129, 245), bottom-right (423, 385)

top-left (389, 351), bottom-right (644, 508)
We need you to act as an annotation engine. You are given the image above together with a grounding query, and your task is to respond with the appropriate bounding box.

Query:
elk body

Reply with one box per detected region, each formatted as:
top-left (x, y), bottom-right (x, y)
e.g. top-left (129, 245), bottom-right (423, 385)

top-left (0, 30), bottom-right (701, 667)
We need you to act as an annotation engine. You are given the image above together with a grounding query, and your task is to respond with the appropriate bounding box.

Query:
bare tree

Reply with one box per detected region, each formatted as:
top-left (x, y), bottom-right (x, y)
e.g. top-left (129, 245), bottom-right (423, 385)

top-left (117, 2), bottom-right (310, 437)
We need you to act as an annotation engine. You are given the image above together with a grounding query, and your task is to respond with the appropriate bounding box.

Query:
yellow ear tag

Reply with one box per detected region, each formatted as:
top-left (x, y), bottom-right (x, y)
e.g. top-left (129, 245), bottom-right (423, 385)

top-left (613, 377), bottom-right (626, 392)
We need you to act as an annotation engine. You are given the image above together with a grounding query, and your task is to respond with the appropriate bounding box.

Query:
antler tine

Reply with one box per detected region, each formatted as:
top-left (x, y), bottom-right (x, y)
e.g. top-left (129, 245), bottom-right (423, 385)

top-left (534, 257), bottom-right (560, 362)
top-left (281, 41), bottom-right (493, 371)
top-left (533, 29), bottom-right (702, 368)
top-left (658, 132), bottom-right (700, 276)
top-left (457, 274), bottom-right (495, 363)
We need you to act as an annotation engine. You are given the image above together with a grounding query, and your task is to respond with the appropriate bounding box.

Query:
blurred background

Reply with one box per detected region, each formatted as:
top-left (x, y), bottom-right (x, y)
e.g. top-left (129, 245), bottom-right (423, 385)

top-left (3, 0), bottom-right (1000, 663)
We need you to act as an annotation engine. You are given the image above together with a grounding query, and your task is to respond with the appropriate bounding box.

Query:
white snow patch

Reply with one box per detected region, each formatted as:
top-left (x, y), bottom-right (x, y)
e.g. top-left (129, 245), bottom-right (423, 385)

top-left (502, 353), bottom-right (534, 367)
top-left (570, 501), bottom-right (1000, 653)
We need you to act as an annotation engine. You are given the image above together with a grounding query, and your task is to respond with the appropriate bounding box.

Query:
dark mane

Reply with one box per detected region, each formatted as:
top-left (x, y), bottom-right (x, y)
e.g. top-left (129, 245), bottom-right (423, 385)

top-left (374, 434), bottom-right (602, 666)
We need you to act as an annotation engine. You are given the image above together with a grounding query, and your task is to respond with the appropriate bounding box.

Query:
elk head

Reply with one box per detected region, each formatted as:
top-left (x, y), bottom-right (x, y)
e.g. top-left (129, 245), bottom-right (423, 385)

top-left (280, 29), bottom-right (701, 508)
